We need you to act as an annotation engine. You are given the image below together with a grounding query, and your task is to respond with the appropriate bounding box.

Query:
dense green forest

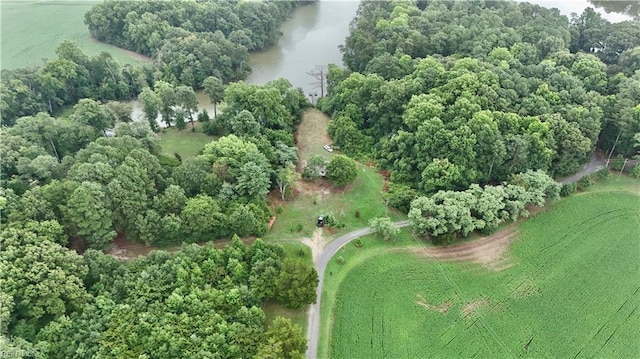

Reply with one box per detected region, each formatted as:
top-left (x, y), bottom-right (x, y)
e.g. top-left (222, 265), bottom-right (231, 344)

top-left (1, 235), bottom-right (316, 358)
top-left (322, 1), bottom-right (640, 202)
top-left (1, 42), bottom-right (313, 359)
top-left (1, 0), bottom-right (311, 125)
top-left (1, 0), bottom-right (639, 357)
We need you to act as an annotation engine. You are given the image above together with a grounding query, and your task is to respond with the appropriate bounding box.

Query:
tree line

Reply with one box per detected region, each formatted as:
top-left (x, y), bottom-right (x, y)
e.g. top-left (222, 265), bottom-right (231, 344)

top-left (1, 75), bottom-right (316, 358)
top-left (321, 1), bottom-right (640, 208)
top-left (1, 233), bottom-right (317, 358)
top-left (2, 78), bottom-right (308, 250)
top-left (84, 0), bottom-right (312, 89)
top-left (1, 0), bottom-right (314, 126)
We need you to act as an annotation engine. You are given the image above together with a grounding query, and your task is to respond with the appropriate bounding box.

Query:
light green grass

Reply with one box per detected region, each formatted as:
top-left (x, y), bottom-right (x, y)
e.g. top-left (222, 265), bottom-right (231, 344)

top-left (267, 109), bottom-right (404, 240)
top-left (158, 126), bottom-right (215, 159)
top-left (1, 1), bottom-right (148, 70)
top-left (321, 179), bottom-right (640, 358)
top-left (265, 163), bottom-right (404, 240)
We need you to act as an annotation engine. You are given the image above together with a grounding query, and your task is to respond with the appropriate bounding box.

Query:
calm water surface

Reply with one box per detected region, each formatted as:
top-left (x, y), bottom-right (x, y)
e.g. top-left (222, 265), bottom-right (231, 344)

top-left (130, 0), bottom-right (634, 122)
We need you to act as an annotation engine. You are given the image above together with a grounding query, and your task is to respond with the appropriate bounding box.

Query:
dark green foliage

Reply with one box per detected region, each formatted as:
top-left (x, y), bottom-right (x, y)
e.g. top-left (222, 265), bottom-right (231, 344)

top-left (326, 155), bottom-right (358, 187)
top-left (83, 1), bottom-right (305, 88)
top-left (560, 183), bottom-right (577, 197)
top-left (610, 155), bottom-right (626, 171)
top-left (1, 42), bottom-right (139, 125)
top-left (576, 175), bottom-right (594, 191)
top-left (325, 1), bottom-right (640, 195)
top-left (25, 239), bottom-right (303, 358)
top-left (275, 258), bottom-right (319, 309)
top-left (592, 168), bottom-right (612, 181)
top-left (382, 182), bottom-right (420, 213)
top-left (631, 165), bottom-right (640, 178)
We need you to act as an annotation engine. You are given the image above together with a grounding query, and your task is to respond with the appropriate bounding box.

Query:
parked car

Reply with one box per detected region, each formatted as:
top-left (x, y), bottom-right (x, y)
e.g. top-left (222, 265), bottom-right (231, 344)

top-left (323, 144), bottom-right (333, 152)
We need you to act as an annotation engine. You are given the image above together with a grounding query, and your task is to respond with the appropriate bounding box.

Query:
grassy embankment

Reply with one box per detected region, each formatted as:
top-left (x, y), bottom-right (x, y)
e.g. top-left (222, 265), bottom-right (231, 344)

top-left (320, 176), bottom-right (640, 358)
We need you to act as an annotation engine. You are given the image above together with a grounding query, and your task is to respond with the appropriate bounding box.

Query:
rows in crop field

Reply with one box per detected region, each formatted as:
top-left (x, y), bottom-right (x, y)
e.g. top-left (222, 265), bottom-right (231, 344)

top-left (328, 192), bottom-right (640, 358)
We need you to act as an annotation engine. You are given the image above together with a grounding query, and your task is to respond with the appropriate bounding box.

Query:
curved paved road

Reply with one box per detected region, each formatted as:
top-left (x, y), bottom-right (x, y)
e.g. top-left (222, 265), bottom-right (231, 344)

top-left (305, 220), bottom-right (410, 359)
top-left (305, 152), bottom-right (608, 358)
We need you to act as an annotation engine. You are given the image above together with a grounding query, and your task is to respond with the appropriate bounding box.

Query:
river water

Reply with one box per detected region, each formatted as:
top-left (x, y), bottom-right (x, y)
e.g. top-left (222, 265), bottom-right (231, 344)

top-left (130, 0), bottom-right (634, 122)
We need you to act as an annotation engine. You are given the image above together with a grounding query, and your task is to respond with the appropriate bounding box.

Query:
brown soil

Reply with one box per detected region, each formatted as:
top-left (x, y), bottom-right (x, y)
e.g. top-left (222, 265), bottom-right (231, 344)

top-left (295, 178), bottom-right (332, 197)
top-left (108, 233), bottom-right (256, 261)
top-left (415, 294), bottom-right (452, 314)
top-left (300, 227), bottom-right (329, 263)
top-left (462, 299), bottom-right (489, 318)
top-left (412, 226), bottom-right (519, 271)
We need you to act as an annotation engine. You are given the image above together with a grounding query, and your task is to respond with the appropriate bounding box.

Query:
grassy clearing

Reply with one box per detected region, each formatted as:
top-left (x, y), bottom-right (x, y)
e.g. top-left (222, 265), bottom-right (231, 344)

top-left (267, 109), bottom-right (404, 240)
top-left (321, 179), bottom-right (640, 358)
top-left (296, 108), bottom-right (334, 163)
top-left (158, 125), bottom-right (215, 159)
top-left (265, 163), bottom-right (403, 240)
top-left (1, 1), bottom-right (148, 70)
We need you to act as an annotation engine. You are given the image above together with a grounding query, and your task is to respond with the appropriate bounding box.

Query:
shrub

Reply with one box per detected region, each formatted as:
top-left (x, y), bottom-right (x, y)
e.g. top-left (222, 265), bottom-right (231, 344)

top-left (354, 238), bottom-right (363, 247)
top-left (297, 249), bottom-right (306, 258)
top-left (355, 210), bottom-right (360, 218)
top-left (336, 256), bottom-right (345, 265)
top-left (197, 110), bottom-right (210, 122)
top-left (560, 183), bottom-right (576, 197)
top-left (323, 214), bottom-right (338, 227)
top-left (592, 168), bottom-right (612, 181)
top-left (296, 223), bottom-right (303, 232)
top-left (369, 217), bottom-right (400, 240)
top-left (576, 175), bottom-right (593, 191)
top-left (277, 206), bottom-right (284, 214)
top-left (610, 156), bottom-right (625, 171)
top-left (631, 165), bottom-right (640, 179)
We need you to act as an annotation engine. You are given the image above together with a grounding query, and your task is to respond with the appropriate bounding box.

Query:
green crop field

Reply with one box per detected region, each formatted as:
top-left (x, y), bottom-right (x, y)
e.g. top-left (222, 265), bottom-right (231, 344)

top-left (321, 181), bottom-right (640, 358)
top-left (1, 1), bottom-right (148, 70)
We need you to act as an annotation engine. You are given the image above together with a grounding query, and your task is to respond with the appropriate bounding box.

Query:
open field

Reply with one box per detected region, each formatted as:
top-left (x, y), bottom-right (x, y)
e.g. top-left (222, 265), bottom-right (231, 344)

top-left (267, 109), bottom-right (404, 241)
top-left (1, 1), bottom-right (148, 70)
top-left (321, 179), bottom-right (640, 358)
top-left (158, 125), bottom-right (215, 159)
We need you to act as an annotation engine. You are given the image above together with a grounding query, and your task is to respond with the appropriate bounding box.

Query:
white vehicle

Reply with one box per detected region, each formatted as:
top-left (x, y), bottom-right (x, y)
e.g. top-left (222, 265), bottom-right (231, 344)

top-left (323, 144), bottom-right (334, 152)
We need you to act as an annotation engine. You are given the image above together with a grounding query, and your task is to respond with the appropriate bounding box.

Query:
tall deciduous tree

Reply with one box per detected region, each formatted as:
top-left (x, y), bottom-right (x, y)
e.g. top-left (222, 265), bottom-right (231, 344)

top-left (65, 181), bottom-right (115, 249)
top-left (203, 76), bottom-right (225, 117)
top-left (326, 155), bottom-right (358, 187)
top-left (275, 258), bottom-right (318, 309)
top-left (0, 228), bottom-right (90, 330)
top-left (276, 164), bottom-right (300, 200)
top-left (138, 87), bottom-right (160, 131)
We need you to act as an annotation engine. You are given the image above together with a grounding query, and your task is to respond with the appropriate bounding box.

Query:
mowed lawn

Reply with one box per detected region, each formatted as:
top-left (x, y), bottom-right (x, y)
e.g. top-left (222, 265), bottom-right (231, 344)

top-left (1, 1), bottom-right (148, 70)
top-left (266, 109), bottom-right (405, 240)
top-left (322, 181), bottom-right (640, 358)
top-left (158, 126), bottom-right (215, 159)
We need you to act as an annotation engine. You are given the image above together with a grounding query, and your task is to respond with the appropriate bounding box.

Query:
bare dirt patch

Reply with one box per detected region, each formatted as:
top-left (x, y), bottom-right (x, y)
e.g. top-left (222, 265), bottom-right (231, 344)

top-left (462, 299), bottom-right (489, 318)
top-left (415, 294), bottom-right (452, 314)
top-left (300, 227), bottom-right (330, 263)
top-left (412, 226), bottom-right (519, 270)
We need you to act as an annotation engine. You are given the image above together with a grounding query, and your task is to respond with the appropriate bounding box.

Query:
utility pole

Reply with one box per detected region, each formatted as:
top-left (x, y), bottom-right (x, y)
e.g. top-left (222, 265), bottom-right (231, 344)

top-left (307, 66), bottom-right (326, 98)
